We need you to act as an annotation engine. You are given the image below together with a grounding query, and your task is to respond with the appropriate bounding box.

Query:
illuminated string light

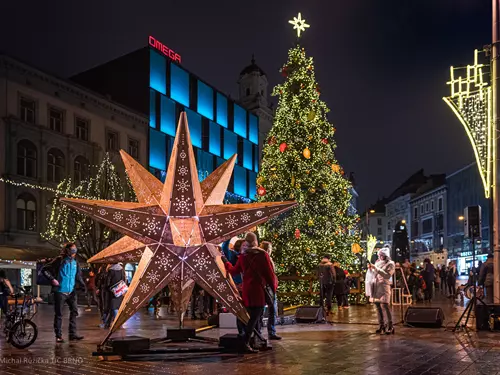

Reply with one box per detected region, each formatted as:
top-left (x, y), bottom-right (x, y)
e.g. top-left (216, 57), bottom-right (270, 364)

top-left (443, 49), bottom-right (492, 198)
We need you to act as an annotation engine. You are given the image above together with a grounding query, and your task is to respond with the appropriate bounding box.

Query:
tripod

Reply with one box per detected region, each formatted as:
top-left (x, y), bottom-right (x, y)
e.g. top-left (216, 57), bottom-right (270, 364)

top-left (453, 236), bottom-right (485, 332)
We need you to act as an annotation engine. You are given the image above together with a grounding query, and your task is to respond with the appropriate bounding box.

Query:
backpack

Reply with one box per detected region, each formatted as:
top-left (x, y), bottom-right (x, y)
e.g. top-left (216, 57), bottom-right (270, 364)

top-left (36, 258), bottom-right (55, 286)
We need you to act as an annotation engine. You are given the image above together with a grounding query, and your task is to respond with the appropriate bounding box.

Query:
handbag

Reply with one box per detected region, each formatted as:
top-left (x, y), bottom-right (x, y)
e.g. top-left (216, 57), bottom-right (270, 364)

top-left (110, 280), bottom-right (128, 298)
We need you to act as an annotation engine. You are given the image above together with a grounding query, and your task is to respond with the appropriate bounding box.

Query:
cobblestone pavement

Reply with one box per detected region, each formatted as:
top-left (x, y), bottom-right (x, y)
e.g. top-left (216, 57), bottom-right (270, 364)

top-left (1, 295), bottom-right (500, 375)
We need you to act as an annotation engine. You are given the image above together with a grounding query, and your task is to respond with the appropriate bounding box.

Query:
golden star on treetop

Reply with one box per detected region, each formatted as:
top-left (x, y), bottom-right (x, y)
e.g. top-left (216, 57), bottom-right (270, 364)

top-left (289, 12), bottom-right (310, 38)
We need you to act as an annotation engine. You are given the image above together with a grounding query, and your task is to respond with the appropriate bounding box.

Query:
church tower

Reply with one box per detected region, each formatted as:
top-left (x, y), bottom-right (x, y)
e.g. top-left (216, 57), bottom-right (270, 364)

top-left (238, 55), bottom-right (274, 158)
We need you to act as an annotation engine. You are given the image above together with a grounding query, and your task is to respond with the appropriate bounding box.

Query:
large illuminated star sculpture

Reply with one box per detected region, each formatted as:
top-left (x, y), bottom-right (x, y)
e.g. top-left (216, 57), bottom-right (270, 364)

top-left (61, 112), bottom-right (296, 338)
top-left (289, 12), bottom-right (310, 38)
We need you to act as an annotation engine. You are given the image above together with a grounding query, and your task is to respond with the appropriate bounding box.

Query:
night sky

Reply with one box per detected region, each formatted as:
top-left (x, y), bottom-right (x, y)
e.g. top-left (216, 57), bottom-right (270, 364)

top-left (0, 0), bottom-right (491, 209)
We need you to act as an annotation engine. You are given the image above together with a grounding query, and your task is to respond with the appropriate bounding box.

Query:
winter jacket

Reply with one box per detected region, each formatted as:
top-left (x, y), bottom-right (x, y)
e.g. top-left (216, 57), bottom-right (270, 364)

top-left (225, 246), bottom-right (277, 307)
top-left (420, 263), bottom-right (435, 287)
top-left (479, 258), bottom-right (494, 287)
top-left (85, 274), bottom-right (96, 291)
top-left (334, 266), bottom-right (346, 295)
top-left (371, 258), bottom-right (395, 303)
top-left (317, 260), bottom-right (336, 285)
top-left (105, 264), bottom-right (126, 310)
top-left (447, 266), bottom-right (458, 284)
top-left (41, 255), bottom-right (85, 293)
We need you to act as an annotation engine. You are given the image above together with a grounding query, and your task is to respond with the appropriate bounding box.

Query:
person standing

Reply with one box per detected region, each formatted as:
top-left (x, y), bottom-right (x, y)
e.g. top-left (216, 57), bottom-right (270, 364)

top-left (42, 243), bottom-right (86, 343)
top-left (333, 261), bottom-right (346, 309)
top-left (479, 254), bottom-right (494, 303)
top-left (85, 270), bottom-right (97, 311)
top-left (0, 270), bottom-right (14, 316)
top-left (368, 246), bottom-right (395, 334)
top-left (95, 265), bottom-right (108, 327)
top-left (343, 270), bottom-right (352, 309)
top-left (420, 259), bottom-right (435, 302)
top-left (224, 232), bottom-right (277, 353)
top-left (440, 265), bottom-right (447, 294)
top-left (317, 255), bottom-right (336, 314)
top-left (104, 263), bottom-right (126, 328)
top-left (261, 241), bottom-right (281, 340)
top-left (447, 261), bottom-right (458, 298)
top-left (434, 265), bottom-right (441, 295)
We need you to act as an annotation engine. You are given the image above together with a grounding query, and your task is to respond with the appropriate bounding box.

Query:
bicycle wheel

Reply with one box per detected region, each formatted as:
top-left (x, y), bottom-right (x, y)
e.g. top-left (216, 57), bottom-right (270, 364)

top-left (9, 319), bottom-right (38, 349)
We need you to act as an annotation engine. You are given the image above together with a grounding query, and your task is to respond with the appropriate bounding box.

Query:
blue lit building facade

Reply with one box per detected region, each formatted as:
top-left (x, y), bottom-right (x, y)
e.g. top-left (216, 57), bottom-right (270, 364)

top-left (148, 49), bottom-right (259, 201)
top-left (72, 41), bottom-right (260, 202)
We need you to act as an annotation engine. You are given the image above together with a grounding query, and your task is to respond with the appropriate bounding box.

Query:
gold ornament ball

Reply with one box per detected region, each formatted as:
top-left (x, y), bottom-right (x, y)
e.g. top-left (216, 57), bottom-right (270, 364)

top-left (303, 148), bottom-right (311, 159)
top-left (305, 170), bottom-right (310, 174)
top-left (330, 241), bottom-right (335, 246)
top-left (309, 188), bottom-right (316, 193)
top-left (308, 219), bottom-right (314, 227)
top-left (307, 111), bottom-right (316, 121)
top-left (307, 135), bottom-right (313, 141)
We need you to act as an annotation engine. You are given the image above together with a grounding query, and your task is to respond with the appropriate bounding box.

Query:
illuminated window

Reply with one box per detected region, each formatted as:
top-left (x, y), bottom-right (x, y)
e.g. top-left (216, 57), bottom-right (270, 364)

top-left (149, 49), bottom-right (166, 95)
top-left (216, 93), bottom-right (228, 128)
top-left (249, 114), bottom-right (258, 144)
top-left (197, 150), bottom-right (213, 181)
top-left (149, 129), bottom-right (166, 171)
top-left (233, 104), bottom-right (247, 138)
top-left (149, 89), bottom-right (156, 128)
top-left (209, 121), bottom-right (221, 156)
top-left (185, 109), bottom-right (201, 148)
top-left (197, 81), bottom-right (214, 120)
top-left (160, 95), bottom-right (176, 136)
top-left (243, 139), bottom-right (253, 170)
top-left (170, 64), bottom-right (189, 107)
top-left (223, 129), bottom-right (237, 160)
top-left (248, 171), bottom-right (257, 198)
top-left (233, 166), bottom-right (247, 197)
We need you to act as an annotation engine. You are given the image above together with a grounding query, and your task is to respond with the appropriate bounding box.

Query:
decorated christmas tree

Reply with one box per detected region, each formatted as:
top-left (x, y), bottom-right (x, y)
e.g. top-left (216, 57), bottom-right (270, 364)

top-left (43, 154), bottom-right (136, 260)
top-left (257, 14), bottom-right (359, 304)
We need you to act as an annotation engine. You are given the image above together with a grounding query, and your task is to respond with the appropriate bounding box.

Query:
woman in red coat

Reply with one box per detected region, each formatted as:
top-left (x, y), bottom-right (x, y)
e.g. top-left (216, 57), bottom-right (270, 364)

top-left (224, 232), bottom-right (277, 352)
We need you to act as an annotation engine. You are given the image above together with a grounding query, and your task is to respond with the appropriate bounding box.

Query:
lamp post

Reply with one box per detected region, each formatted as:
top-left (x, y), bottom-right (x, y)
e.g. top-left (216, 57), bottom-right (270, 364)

top-left (493, 0), bottom-right (500, 303)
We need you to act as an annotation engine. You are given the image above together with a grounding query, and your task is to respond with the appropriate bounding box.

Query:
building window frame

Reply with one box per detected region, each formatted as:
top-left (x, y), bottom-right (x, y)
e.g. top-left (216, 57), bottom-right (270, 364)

top-left (48, 106), bottom-right (64, 133)
top-left (47, 148), bottom-right (65, 183)
top-left (420, 204), bottom-right (424, 214)
top-left (438, 197), bottom-right (443, 212)
top-left (75, 116), bottom-right (90, 141)
top-left (19, 95), bottom-right (36, 124)
top-left (431, 200), bottom-right (434, 211)
top-left (413, 206), bottom-right (418, 220)
top-left (106, 129), bottom-right (120, 152)
top-left (128, 138), bottom-right (139, 160)
top-left (16, 193), bottom-right (36, 231)
top-left (17, 140), bottom-right (37, 178)
top-left (74, 156), bottom-right (90, 184)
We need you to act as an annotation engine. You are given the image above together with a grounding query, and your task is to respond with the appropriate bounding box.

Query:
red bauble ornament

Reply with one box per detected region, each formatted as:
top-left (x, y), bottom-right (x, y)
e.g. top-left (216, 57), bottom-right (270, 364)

top-left (279, 143), bottom-right (287, 153)
top-left (312, 99), bottom-right (316, 103)
top-left (281, 67), bottom-right (288, 77)
top-left (321, 138), bottom-right (328, 144)
top-left (295, 228), bottom-right (301, 239)
top-left (257, 186), bottom-right (266, 196)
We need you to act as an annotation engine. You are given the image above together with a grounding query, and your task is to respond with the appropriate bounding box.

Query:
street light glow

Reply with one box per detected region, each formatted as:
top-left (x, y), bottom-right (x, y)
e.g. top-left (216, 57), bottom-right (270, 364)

top-left (458, 215), bottom-right (465, 221)
top-left (369, 209), bottom-right (375, 214)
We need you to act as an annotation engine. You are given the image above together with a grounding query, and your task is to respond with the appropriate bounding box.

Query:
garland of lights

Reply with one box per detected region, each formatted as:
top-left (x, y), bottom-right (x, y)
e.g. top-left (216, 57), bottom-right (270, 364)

top-left (443, 49), bottom-right (492, 198)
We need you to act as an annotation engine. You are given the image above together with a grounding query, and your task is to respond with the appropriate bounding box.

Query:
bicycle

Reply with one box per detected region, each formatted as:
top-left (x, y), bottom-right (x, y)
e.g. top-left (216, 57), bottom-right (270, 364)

top-left (2, 287), bottom-right (41, 349)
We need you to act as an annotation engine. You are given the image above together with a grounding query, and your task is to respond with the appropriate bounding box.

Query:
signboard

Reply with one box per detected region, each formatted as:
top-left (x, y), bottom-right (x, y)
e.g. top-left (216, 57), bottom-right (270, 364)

top-left (149, 36), bottom-right (182, 64)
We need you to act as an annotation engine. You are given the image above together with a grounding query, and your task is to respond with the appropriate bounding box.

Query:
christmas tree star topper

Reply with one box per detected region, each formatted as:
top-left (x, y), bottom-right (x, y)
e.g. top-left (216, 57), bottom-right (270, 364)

top-left (289, 12), bottom-right (310, 38)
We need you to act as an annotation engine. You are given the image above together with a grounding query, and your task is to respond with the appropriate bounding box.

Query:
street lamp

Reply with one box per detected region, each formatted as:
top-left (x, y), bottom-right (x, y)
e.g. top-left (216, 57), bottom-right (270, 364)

top-left (369, 209), bottom-right (375, 214)
top-left (458, 215), bottom-right (465, 221)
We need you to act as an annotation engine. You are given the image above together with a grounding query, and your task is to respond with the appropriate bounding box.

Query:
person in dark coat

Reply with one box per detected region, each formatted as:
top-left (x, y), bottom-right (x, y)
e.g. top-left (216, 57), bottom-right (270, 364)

top-left (333, 262), bottom-right (346, 309)
top-left (85, 270), bottom-right (97, 310)
top-left (224, 232), bottom-right (277, 353)
top-left (343, 270), bottom-right (352, 308)
top-left (439, 265), bottom-right (447, 294)
top-left (447, 261), bottom-right (458, 298)
top-left (95, 265), bottom-right (108, 327)
top-left (420, 258), bottom-right (435, 301)
top-left (317, 255), bottom-right (336, 314)
top-left (0, 269), bottom-right (14, 316)
top-left (479, 254), bottom-right (494, 303)
top-left (104, 263), bottom-right (126, 328)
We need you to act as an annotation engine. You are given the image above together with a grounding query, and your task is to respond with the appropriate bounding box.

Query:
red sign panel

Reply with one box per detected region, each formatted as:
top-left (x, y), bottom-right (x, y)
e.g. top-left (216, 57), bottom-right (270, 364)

top-left (149, 36), bottom-right (182, 64)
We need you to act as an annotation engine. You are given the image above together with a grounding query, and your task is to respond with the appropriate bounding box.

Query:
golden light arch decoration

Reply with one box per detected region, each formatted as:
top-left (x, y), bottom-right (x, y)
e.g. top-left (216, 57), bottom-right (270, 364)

top-left (443, 49), bottom-right (492, 198)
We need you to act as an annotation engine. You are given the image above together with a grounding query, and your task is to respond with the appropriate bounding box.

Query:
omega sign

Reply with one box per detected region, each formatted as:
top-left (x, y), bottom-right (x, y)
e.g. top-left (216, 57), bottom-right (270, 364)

top-left (149, 36), bottom-right (182, 64)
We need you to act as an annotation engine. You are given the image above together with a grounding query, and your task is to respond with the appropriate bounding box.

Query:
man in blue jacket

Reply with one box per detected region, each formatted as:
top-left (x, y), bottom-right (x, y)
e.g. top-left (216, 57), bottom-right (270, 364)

top-left (42, 243), bottom-right (86, 343)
